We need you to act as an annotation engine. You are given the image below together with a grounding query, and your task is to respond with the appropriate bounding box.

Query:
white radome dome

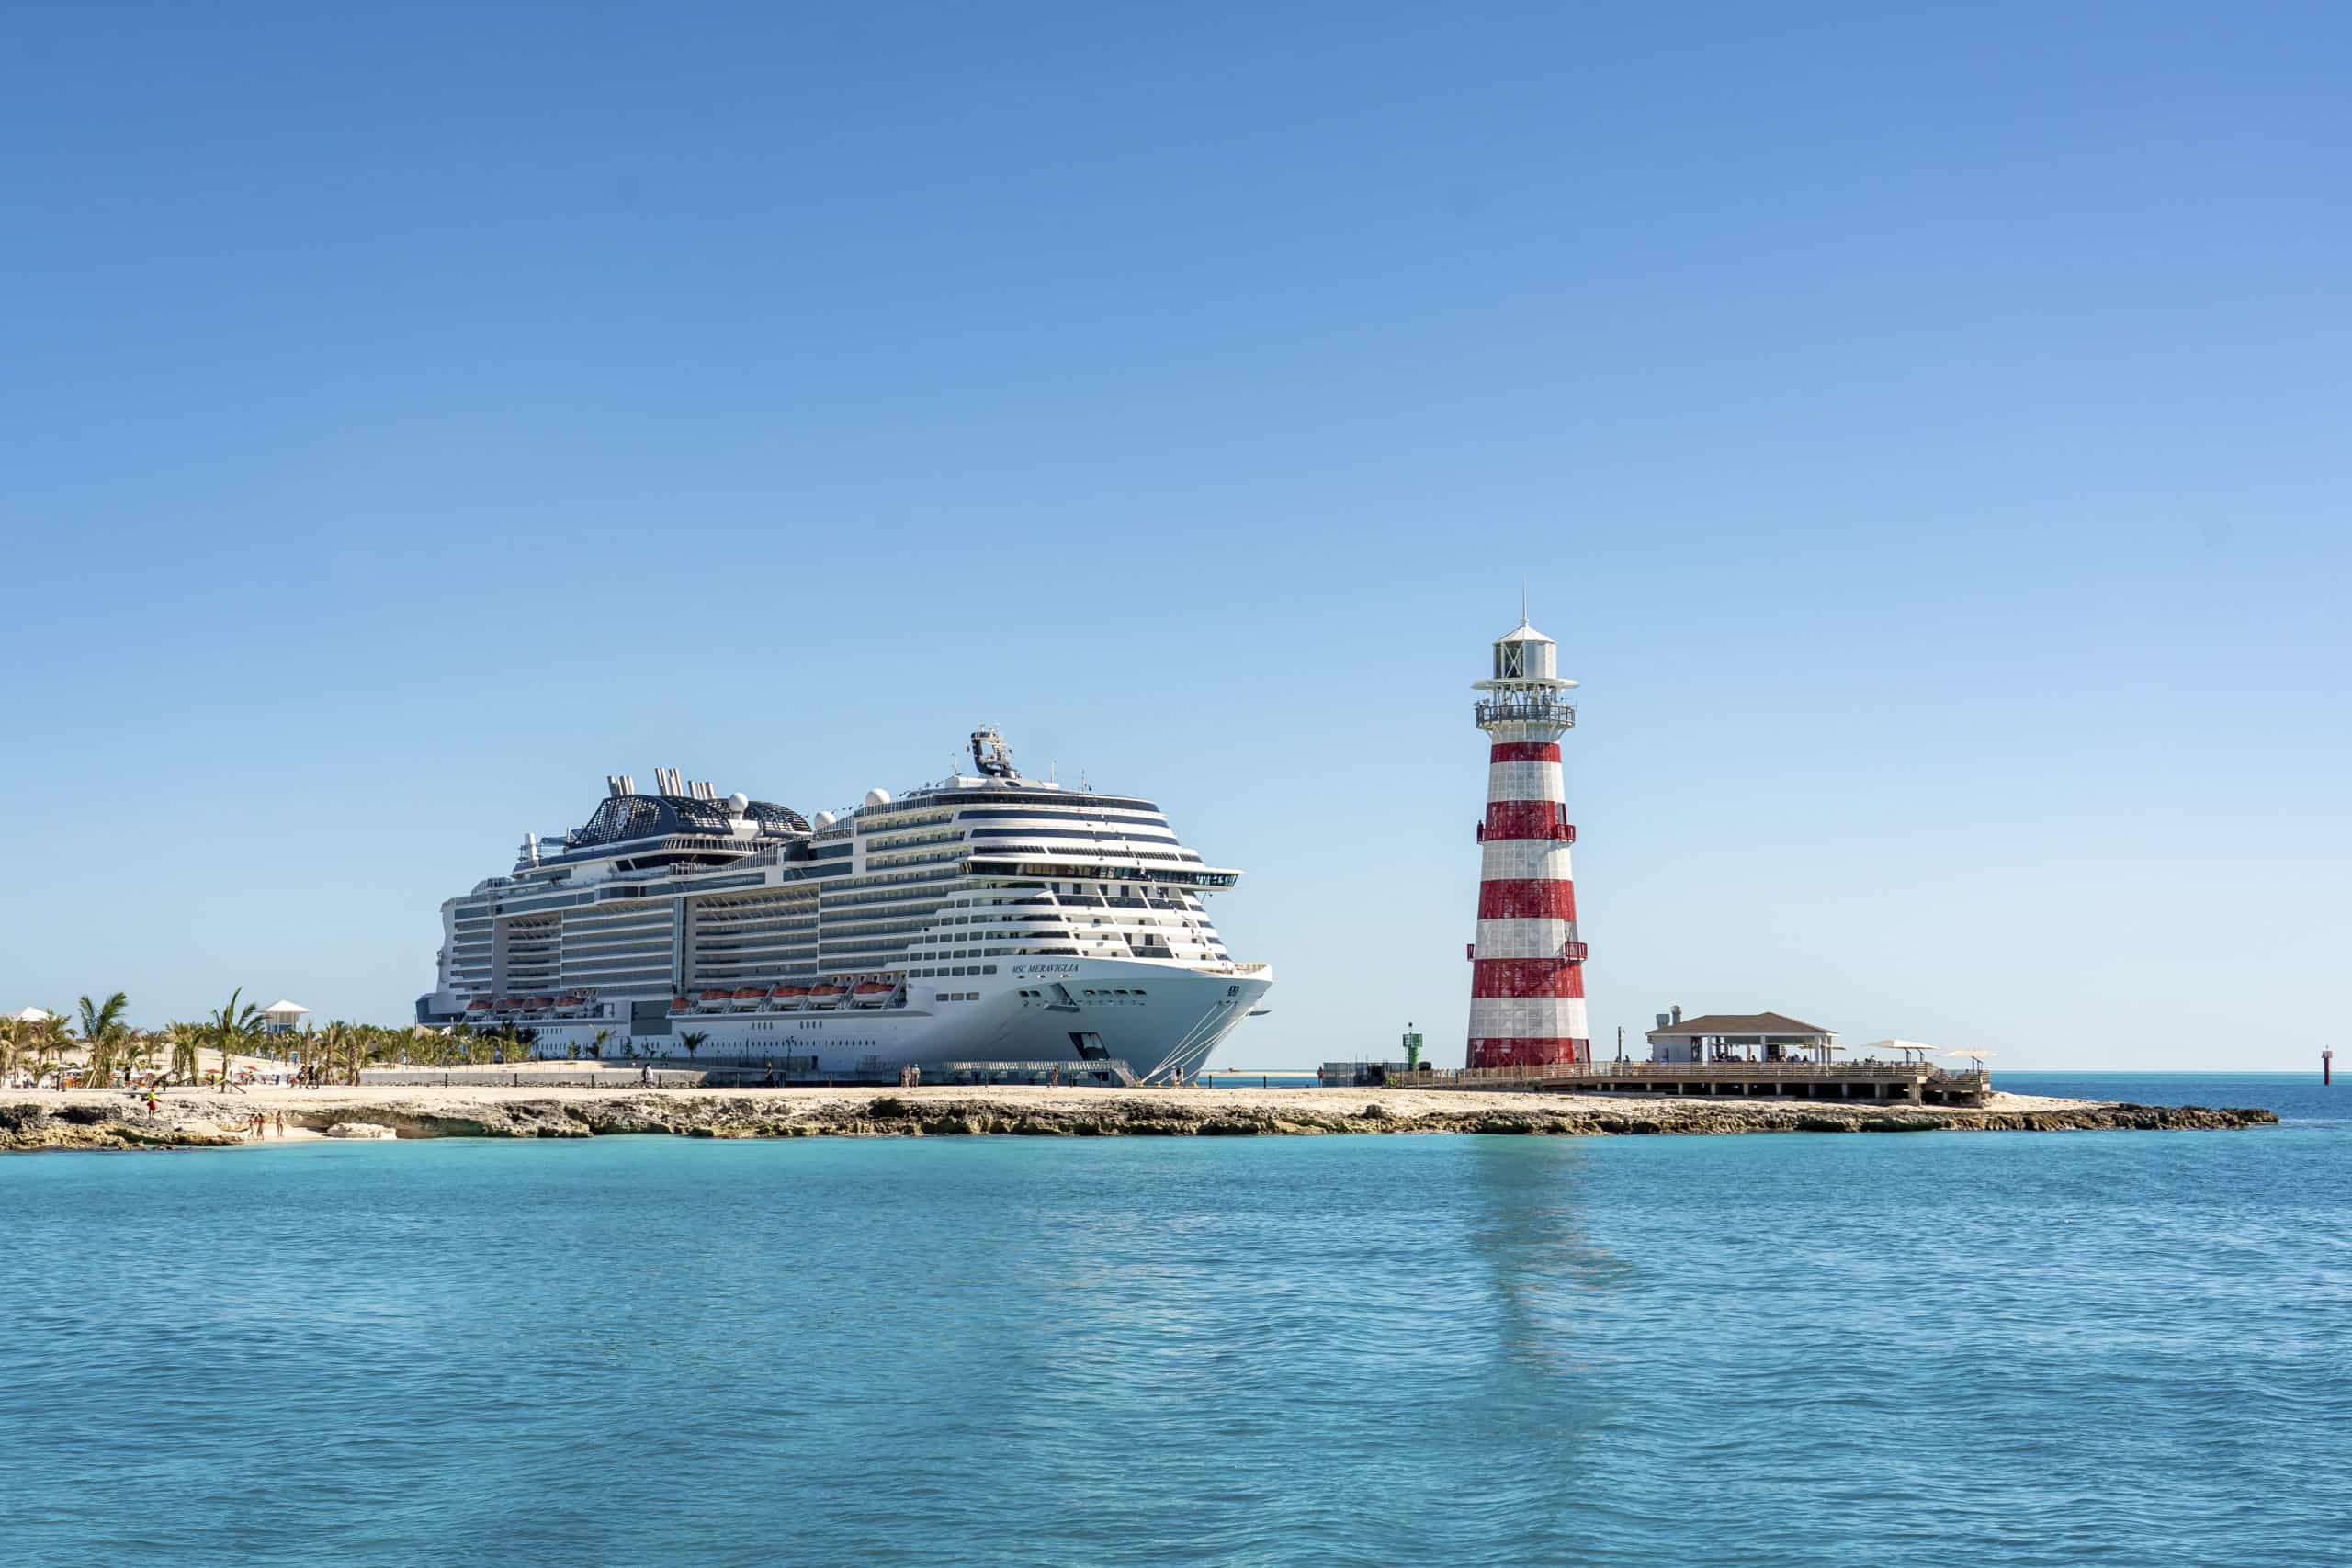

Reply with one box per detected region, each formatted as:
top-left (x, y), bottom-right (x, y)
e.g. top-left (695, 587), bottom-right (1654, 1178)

top-left (863, 787), bottom-right (892, 807)
top-left (812, 810), bottom-right (838, 829)
top-left (727, 792), bottom-right (750, 813)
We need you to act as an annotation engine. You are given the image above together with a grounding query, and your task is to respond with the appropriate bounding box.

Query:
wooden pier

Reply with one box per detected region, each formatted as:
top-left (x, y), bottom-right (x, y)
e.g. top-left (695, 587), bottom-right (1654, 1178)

top-left (1381, 1059), bottom-right (1994, 1105)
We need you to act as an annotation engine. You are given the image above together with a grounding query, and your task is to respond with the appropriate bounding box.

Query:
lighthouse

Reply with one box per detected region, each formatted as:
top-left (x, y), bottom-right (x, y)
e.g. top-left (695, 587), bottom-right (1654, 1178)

top-left (1467, 611), bottom-right (1589, 1067)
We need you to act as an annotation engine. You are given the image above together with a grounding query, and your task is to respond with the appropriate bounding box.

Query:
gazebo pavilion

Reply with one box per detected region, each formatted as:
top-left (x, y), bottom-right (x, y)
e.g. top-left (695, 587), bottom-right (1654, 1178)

top-left (258, 999), bottom-right (311, 1037)
top-left (1645, 1010), bottom-right (1837, 1065)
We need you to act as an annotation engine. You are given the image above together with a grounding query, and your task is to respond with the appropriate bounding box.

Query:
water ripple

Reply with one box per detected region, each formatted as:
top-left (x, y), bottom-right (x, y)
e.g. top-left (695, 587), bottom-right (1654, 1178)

top-left (0, 1100), bottom-right (2342, 1566)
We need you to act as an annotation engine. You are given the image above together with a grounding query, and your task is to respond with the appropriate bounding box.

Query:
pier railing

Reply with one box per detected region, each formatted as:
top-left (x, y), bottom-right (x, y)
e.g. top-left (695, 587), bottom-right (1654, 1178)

top-left (1399, 1061), bottom-right (1990, 1089)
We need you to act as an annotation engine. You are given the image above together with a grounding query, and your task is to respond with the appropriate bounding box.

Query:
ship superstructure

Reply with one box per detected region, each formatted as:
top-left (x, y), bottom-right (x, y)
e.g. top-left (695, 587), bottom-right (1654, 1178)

top-left (416, 729), bottom-right (1271, 1082)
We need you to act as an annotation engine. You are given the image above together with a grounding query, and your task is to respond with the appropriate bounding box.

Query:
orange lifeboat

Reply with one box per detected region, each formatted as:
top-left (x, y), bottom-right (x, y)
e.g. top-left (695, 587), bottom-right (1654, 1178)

top-left (772, 986), bottom-right (808, 1010)
top-left (698, 989), bottom-right (731, 1006)
top-left (467, 998), bottom-right (492, 1012)
top-left (850, 981), bottom-right (896, 1008)
top-left (808, 982), bottom-right (846, 1009)
top-left (669, 998), bottom-right (691, 1014)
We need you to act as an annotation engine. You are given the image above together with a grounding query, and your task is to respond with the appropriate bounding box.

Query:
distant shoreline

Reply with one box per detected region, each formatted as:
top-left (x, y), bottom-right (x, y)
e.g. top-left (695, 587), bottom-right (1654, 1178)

top-left (0, 1084), bottom-right (2278, 1152)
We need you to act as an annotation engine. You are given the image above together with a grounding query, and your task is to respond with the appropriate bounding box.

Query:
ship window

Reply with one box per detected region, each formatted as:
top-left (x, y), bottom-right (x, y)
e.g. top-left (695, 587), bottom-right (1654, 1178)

top-left (983, 964), bottom-right (996, 974)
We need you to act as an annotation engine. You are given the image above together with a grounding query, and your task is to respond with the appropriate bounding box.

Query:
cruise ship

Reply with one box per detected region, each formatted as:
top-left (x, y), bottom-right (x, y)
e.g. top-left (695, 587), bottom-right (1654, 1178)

top-left (415, 729), bottom-right (1272, 1082)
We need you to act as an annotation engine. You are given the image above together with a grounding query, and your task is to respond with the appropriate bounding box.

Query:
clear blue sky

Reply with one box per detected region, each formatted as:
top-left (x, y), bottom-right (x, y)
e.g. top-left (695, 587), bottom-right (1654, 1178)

top-left (5, 2), bottom-right (2346, 1069)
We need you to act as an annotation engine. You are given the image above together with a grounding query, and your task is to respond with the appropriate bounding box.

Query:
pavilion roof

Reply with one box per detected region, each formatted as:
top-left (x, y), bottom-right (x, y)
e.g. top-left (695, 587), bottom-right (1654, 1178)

top-left (1645, 1011), bottom-right (1833, 1039)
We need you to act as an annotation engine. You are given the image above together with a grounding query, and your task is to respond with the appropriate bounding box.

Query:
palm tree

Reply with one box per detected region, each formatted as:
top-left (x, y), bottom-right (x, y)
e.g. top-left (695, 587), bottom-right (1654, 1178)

top-left (510, 1027), bottom-right (538, 1063)
top-left (205, 989), bottom-right (260, 1086)
top-left (164, 1021), bottom-right (204, 1085)
top-left (677, 1031), bottom-right (707, 1065)
top-left (1, 1015), bottom-right (30, 1081)
top-left (317, 1021), bottom-right (352, 1085)
top-left (33, 1012), bottom-right (70, 1083)
top-left (77, 992), bottom-right (130, 1088)
top-left (123, 1030), bottom-right (161, 1080)
top-left (588, 1029), bottom-right (611, 1062)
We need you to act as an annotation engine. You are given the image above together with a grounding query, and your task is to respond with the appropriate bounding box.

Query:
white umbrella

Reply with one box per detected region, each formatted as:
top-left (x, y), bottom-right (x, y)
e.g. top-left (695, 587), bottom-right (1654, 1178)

top-left (1861, 1039), bottom-right (1936, 1062)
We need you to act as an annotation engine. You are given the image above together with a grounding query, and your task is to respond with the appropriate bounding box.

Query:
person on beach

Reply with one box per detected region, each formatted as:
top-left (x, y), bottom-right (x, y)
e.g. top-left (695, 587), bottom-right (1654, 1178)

top-left (275, 1111), bottom-right (287, 1137)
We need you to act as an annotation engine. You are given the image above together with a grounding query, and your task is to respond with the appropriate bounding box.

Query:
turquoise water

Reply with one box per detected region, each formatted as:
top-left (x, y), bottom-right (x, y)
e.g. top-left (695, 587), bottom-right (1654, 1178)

top-left (1, 1074), bottom-right (2343, 1565)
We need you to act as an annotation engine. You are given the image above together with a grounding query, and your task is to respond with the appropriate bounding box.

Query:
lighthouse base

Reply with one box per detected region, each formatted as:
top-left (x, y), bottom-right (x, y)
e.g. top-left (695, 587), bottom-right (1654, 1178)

top-left (1469, 1037), bottom-right (1591, 1068)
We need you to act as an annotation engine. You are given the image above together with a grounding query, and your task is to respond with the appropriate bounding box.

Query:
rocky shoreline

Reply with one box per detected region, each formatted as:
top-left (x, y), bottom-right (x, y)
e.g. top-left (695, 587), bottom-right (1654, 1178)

top-left (0, 1085), bottom-right (2279, 1152)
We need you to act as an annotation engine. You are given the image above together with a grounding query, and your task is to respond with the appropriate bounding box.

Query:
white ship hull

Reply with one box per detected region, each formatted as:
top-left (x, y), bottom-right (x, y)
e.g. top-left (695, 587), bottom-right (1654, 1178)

top-left (510, 959), bottom-right (1272, 1081)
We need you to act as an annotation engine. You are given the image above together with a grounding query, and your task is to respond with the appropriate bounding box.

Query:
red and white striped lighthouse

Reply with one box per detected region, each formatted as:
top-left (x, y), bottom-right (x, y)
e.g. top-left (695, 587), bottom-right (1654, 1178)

top-left (1466, 612), bottom-right (1589, 1067)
